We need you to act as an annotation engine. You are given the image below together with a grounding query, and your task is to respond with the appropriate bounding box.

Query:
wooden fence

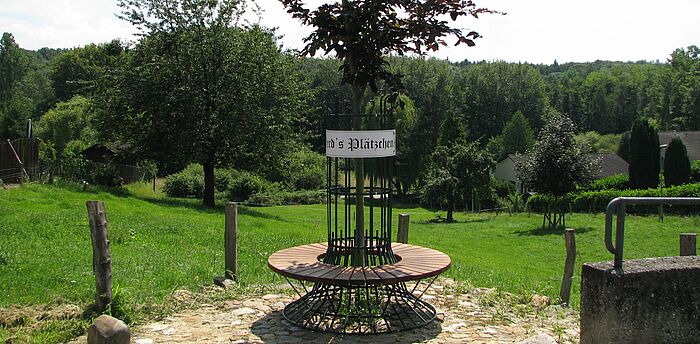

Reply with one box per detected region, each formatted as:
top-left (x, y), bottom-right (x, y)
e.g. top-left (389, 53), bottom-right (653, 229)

top-left (0, 138), bottom-right (39, 183)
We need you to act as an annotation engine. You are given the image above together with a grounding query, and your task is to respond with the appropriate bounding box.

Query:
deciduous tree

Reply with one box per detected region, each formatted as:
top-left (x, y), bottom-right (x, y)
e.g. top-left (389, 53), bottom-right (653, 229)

top-left (281, 0), bottom-right (497, 243)
top-left (499, 111), bottom-right (535, 159)
top-left (516, 114), bottom-right (598, 228)
top-left (35, 96), bottom-right (95, 157)
top-left (102, 0), bottom-right (310, 207)
top-left (421, 142), bottom-right (494, 222)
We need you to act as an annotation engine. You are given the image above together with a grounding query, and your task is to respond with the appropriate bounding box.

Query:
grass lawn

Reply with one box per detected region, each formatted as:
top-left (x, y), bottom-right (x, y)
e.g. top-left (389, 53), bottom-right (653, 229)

top-left (1, 182), bottom-right (698, 341)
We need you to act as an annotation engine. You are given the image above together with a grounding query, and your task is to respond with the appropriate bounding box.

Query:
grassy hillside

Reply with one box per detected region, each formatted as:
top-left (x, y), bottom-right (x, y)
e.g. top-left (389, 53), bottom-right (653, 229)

top-left (1, 182), bottom-right (698, 341)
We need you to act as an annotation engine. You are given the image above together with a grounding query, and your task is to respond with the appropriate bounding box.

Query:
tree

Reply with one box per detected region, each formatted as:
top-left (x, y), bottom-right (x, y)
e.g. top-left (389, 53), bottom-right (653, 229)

top-left (499, 111), bottom-right (535, 159)
top-left (663, 137), bottom-right (690, 187)
top-left (34, 96), bottom-right (95, 157)
top-left (628, 118), bottom-right (660, 189)
top-left (389, 57), bottom-right (461, 191)
top-left (281, 0), bottom-right (496, 249)
top-left (297, 57), bottom-right (353, 151)
top-left (421, 142), bottom-right (494, 222)
top-left (365, 93), bottom-right (418, 196)
top-left (668, 46), bottom-right (700, 130)
top-left (437, 110), bottom-right (467, 146)
top-left (50, 42), bottom-right (124, 102)
top-left (105, 0), bottom-right (310, 207)
top-left (516, 114), bottom-right (598, 228)
top-left (0, 33), bottom-right (28, 103)
top-left (458, 62), bottom-right (548, 140)
top-left (617, 131), bottom-right (631, 161)
top-left (0, 32), bottom-right (31, 139)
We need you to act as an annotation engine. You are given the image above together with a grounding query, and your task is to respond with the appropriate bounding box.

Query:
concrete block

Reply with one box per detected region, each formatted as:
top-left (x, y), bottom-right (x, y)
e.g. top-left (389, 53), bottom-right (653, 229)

top-left (580, 256), bottom-right (700, 344)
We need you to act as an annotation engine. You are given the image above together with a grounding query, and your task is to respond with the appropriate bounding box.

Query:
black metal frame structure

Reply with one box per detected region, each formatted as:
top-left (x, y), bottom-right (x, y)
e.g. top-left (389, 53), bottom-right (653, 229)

top-left (278, 107), bottom-right (439, 334)
top-left (282, 277), bottom-right (439, 334)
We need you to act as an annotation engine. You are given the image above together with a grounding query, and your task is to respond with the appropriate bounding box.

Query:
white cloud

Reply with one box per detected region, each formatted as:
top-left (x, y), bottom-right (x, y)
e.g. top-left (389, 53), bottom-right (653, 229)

top-left (0, 0), bottom-right (137, 49)
top-left (1, 0), bottom-right (698, 63)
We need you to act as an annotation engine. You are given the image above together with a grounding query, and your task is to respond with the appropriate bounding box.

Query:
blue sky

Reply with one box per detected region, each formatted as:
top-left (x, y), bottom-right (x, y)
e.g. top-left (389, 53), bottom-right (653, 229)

top-left (1, 0), bottom-right (698, 64)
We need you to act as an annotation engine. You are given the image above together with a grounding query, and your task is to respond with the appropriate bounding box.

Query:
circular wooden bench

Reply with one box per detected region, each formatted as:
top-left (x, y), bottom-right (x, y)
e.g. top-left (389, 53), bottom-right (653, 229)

top-left (268, 242), bottom-right (451, 286)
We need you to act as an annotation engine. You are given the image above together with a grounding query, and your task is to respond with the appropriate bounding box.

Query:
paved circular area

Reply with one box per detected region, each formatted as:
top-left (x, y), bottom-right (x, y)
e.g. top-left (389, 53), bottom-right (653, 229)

top-left (119, 278), bottom-right (579, 344)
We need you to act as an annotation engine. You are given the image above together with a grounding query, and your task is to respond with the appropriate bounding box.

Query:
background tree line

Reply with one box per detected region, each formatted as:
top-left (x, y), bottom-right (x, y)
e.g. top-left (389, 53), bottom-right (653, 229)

top-left (2, 26), bottom-right (699, 203)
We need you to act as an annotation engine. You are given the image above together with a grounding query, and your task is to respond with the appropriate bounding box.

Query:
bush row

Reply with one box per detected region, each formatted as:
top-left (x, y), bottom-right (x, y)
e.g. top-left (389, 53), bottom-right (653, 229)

top-left (247, 189), bottom-right (326, 206)
top-left (580, 174), bottom-right (630, 191)
top-left (163, 163), bottom-right (325, 205)
top-left (527, 183), bottom-right (700, 213)
top-left (163, 164), bottom-right (274, 200)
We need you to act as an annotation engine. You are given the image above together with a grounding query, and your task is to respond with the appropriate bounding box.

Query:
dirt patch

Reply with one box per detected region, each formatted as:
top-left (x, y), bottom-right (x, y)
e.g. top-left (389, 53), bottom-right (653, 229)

top-left (0, 303), bottom-right (83, 328)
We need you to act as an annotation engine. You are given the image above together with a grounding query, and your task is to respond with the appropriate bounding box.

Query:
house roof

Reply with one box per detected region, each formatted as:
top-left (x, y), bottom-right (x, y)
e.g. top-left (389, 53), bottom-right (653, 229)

top-left (659, 131), bottom-right (700, 161)
top-left (79, 143), bottom-right (132, 163)
top-left (589, 153), bottom-right (628, 179)
top-left (80, 144), bottom-right (114, 162)
top-left (498, 153), bottom-right (628, 179)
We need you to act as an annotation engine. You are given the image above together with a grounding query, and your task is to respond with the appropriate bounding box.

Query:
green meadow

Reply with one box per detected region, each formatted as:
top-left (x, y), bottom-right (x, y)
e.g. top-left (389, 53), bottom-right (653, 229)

top-left (1, 182), bottom-right (697, 341)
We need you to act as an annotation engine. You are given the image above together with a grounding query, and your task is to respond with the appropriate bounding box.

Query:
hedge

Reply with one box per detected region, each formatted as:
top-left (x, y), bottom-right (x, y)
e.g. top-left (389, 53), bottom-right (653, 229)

top-left (528, 183), bottom-right (700, 213)
top-left (581, 174), bottom-right (630, 192)
top-left (246, 189), bottom-right (325, 206)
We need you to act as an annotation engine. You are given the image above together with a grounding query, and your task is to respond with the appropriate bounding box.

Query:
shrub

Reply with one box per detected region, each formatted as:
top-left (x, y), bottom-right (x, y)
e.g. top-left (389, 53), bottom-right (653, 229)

top-left (491, 177), bottom-right (515, 198)
top-left (497, 192), bottom-right (525, 213)
top-left (690, 161), bottom-right (700, 183)
top-left (88, 162), bottom-right (122, 186)
top-left (582, 174), bottom-right (630, 191)
top-left (163, 164), bottom-right (205, 198)
top-left (226, 171), bottom-right (272, 201)
top-left (280, 148), bottom-right (326, 190)
top-left (137, 159), bottom-right (159, 182)
top-left (60, 140), bottom-right (90, 181)
top-left (214, 168), bottom-right (238, 193)
top-left (247, 189), bottom-right (326, 206)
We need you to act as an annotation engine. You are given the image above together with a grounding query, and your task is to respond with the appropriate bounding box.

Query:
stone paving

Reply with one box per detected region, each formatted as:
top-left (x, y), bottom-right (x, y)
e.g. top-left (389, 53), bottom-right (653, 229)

top-left (92, 278), bottom-right (579, 344)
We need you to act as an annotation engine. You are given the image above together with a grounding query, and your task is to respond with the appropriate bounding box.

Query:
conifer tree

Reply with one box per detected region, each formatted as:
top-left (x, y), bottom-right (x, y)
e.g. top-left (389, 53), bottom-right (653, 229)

top-left (663, 137), bottom-right (690, 187)
top-left (628, 118), bottom-right (660, 189)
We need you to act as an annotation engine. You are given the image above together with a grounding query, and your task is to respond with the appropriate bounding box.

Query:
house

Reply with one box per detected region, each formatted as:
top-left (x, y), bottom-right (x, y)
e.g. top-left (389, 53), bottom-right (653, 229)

top-left (79, 143), bottom-right (143, 184)
top-left (659, 131), bottom-right (700, 162)
top-left (494, 153), bottom-right (629, 192)
top-left (493, 154), bottom-right (526, 192)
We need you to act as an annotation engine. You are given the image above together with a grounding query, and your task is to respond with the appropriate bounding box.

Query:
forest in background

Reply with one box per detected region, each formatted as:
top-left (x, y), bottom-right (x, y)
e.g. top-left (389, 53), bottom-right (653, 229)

top-left (1, 30), bottom-right (699, 198)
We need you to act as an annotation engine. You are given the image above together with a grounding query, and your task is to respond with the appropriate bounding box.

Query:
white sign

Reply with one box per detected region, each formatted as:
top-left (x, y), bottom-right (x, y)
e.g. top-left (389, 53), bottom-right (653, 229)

top-left (326, 130), bottom-right (396, 158)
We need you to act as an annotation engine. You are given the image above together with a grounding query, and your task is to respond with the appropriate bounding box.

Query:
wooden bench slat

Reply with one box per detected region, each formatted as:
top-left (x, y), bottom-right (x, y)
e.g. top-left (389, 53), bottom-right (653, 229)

top-left (369, 266), bottom-right (398, 284)
top-left (322, 267), bottom-right (355, 285)
top-left (269, 242), bottom-right (451, 285)
top-left (316, 266), bottom-right (347, 282)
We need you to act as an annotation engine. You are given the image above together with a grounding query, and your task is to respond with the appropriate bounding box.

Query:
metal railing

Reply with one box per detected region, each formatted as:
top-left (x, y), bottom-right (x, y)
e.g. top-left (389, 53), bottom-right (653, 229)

top-left (605, 197), bottom-right (700, 268)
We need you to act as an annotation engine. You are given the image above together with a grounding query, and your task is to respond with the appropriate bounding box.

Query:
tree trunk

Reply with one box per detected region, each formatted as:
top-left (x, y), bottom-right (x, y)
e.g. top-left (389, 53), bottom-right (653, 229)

top-left (352, 83), bottom-right (365, 266)
top-left (203, 162), bottom-right (215, 208)
top-left (447, 197), bottom-right (455, 222)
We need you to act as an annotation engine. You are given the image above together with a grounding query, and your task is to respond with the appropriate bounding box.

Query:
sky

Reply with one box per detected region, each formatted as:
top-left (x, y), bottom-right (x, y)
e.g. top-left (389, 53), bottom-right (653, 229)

top-left (1, 0), bottom-right (699, 64)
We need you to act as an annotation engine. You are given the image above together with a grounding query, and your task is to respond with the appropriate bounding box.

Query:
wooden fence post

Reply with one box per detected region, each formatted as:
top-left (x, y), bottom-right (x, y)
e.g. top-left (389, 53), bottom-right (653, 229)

top-left (397, 214), bottom-right (410, 244)
top-left (225, 202), bottom-right (238, 281)
top-left (560, 228), bottom-right (576, 306)
top-left (86, 201), bottom-right (113, 313)
top-left (6, 139), bottom-right (29, 185)
top-left (680, 233), bottom-right (697, 256)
